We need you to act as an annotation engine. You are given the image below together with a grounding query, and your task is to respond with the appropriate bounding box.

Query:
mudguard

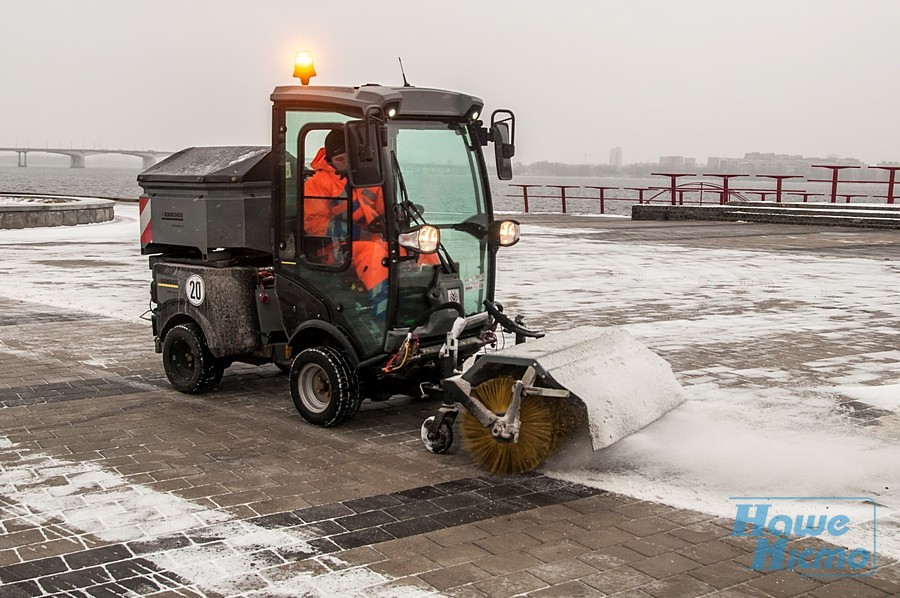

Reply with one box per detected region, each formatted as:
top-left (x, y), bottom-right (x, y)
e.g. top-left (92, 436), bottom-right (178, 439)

top-left (153, 263), bottom-right (261, 358)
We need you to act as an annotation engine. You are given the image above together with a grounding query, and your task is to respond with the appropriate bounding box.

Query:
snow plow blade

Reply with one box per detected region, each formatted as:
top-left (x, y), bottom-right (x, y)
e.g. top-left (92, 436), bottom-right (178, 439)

top-left (462, 325), bottom-right (685, 452)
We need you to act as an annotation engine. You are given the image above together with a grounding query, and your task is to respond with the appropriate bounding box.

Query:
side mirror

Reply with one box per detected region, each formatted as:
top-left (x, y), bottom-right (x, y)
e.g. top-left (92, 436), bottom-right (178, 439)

top-left (490, 110), bottom-right (516, 181)
top-left (346, 119), bottom-right (383, 187)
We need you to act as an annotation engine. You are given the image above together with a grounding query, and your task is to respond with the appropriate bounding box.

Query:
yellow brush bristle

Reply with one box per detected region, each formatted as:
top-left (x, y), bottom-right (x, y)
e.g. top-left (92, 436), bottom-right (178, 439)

top-left (460, 376), bottom-right (580, 475)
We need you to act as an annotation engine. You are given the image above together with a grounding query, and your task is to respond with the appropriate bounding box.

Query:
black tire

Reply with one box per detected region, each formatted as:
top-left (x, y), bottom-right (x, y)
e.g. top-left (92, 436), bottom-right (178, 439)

top-left (161, 323), bottom-right (224, 394)
top-left (274, 362), bottom-right (291, 375)
top-left (207, 359), bottom-right (226, 390)
top-left (290, 346), bottom-right (361, 427)
top-left (421, 416), bottom-right (454, 454)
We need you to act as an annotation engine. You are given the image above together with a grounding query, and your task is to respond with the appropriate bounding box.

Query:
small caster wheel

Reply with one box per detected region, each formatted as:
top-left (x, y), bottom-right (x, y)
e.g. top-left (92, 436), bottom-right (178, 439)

top-left (421, 416), bottom-right (453, 454)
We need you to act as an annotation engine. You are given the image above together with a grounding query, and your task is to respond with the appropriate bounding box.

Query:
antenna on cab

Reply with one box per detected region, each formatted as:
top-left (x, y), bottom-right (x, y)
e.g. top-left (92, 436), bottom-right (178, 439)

top-left (398, 57), bottom-right (411, 87)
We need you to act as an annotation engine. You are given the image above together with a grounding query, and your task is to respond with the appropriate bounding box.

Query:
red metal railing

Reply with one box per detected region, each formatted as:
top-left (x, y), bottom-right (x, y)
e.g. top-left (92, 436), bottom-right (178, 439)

top-left (507, 165), bottom-right (900, 214)
top-left (808, 164), bottom-right (899, 204)
top-left (870, 166), bottom-right (900, 204)
top-left (584, 185), bottom-right (617, 214)
top-left (757, 175), bottom-right (804, 203)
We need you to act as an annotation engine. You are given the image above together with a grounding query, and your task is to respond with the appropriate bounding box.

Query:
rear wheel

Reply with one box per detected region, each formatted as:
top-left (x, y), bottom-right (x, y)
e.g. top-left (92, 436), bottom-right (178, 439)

top-left (162, 323), bottom-right (224, 394)
top-left (290, 346), bottom-right (361, 427)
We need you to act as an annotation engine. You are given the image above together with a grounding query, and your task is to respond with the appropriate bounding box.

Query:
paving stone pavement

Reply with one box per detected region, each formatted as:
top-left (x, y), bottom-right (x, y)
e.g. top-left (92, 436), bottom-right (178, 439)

top-left (1, 217), bottom-right (899, 597)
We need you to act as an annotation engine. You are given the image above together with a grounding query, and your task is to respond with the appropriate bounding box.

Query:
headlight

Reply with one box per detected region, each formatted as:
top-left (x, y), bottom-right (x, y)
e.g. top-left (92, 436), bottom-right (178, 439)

top-left (399, 225), bottom-right (440, 253)
top-left (490, 219), bottom-right (520, 247)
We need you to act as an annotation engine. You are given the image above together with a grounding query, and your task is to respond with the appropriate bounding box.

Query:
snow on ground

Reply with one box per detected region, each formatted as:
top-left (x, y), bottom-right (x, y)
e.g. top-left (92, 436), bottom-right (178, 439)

top-left (498, 224), bottom-right (900, 560)
top-left (0, 437), bottom-right (431, 597)
top-left (835, 383), bottom-right (900, 411)
top-left (0, 196), bottom-right (76, 204)
top-left (1, 210), bottom-right (899, 564)
top-left (0, 203), bottom-right (150, 322)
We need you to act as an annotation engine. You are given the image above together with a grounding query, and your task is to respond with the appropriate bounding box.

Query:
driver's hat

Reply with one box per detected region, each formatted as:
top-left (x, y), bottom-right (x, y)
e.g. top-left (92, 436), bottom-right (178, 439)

top-left (325, 129), bottom-right (346, 161)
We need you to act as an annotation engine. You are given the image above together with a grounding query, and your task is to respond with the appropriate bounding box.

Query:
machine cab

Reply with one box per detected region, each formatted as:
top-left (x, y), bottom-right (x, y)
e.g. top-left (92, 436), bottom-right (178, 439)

top-left (271, 84), bottom-right (518, 364)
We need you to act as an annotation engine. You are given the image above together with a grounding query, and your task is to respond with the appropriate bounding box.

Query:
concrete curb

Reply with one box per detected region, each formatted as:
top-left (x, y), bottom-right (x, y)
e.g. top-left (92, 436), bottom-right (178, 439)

top-left (0, 195), bottom-right (115, 229)
top-left (632, 202), bottom-right (900, 229)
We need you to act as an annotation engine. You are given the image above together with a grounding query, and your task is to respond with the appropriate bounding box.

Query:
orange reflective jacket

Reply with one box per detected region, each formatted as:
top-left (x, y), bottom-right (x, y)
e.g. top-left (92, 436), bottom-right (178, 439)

top-left (303, 148), bottom-right (390, 291)
top-left (303, 148), bottom-right (347, 237)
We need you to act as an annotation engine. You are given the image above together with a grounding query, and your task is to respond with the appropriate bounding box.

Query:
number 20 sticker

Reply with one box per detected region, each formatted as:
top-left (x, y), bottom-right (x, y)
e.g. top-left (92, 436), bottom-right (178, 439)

top-left (186, 274), bottom-right (205, 306)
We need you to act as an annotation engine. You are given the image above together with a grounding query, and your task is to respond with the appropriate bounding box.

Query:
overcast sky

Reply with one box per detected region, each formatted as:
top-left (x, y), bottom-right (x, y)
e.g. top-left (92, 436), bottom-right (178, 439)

top-left (1, 0), bottom-right (897, 166)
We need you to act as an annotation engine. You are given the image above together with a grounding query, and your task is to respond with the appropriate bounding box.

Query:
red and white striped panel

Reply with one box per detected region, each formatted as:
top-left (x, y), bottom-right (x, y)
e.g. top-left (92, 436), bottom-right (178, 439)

top-left (139, 196), bottom-right (152, 245)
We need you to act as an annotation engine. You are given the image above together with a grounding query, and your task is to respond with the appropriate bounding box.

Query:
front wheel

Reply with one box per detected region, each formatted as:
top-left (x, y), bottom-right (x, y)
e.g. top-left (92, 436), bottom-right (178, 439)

top-left (161, 323), bottom-right (224, 394)
top-left (421, 416), bottom-right (454, 454)
top-left (290, 346), bottom-right (361, 427)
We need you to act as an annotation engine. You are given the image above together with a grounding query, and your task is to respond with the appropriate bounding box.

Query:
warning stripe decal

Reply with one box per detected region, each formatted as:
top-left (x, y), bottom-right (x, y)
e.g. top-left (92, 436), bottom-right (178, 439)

top-left (139, 196), bottom-right (152, 245)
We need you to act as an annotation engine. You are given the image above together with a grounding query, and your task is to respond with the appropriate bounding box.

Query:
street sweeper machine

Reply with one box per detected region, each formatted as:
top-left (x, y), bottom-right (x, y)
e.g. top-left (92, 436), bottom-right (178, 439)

top-left (138, 53), bottom-right (684, 474)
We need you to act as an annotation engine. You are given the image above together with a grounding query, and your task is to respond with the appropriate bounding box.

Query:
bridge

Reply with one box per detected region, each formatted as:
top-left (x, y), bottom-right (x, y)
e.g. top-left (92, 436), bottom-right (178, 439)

top-left (0, 147), bottom-right (171, 169)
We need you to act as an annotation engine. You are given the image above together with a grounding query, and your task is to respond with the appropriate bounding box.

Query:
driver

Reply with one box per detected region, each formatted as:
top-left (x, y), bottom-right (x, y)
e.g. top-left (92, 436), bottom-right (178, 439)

top-left (304, 130), bottom-right (390, 316)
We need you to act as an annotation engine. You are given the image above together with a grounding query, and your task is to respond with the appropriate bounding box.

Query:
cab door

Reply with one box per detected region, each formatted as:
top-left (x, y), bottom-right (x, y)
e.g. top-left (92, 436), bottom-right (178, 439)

top-left (274, 109), bottom-right (388, 358)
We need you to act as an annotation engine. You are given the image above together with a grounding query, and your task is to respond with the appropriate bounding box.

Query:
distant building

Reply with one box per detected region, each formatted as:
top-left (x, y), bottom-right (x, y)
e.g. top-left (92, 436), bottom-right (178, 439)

top-left (659, 155), bottom-right (689, 168)
top-left (702, 151), bottom-right (866, 175)
top-left (609, 147), bottom-right (623, 169)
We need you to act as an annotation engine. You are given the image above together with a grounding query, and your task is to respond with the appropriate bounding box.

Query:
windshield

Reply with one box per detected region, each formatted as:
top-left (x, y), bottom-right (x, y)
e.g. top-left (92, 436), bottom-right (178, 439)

top-left (388, 122), bottom-right (491, 321)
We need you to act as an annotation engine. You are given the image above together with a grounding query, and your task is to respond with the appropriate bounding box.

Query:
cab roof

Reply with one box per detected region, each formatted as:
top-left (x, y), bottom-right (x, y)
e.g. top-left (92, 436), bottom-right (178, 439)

top-left (270, 84), bottom-right (484, 120)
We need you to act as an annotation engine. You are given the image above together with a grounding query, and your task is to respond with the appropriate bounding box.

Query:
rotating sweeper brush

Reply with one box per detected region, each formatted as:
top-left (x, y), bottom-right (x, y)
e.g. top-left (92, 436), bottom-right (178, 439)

top-left (422, 325), bottom-right (686, 474)
top-left (459, 374), bottom-right (582, 475)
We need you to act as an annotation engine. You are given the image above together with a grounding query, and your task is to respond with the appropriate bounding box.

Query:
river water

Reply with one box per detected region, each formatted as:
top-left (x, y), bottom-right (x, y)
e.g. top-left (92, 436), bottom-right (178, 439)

top-left (0, 165), bottom-right (892, 219)
top-left (0, 166), bottom-right (144, 201)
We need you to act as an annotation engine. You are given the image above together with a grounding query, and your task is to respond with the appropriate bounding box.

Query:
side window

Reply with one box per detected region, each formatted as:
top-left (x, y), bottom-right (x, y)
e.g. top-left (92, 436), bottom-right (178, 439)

top-left (298, 124), bottom-right (351, 269)
top-left (280, 110), bottom-right (350, 267)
